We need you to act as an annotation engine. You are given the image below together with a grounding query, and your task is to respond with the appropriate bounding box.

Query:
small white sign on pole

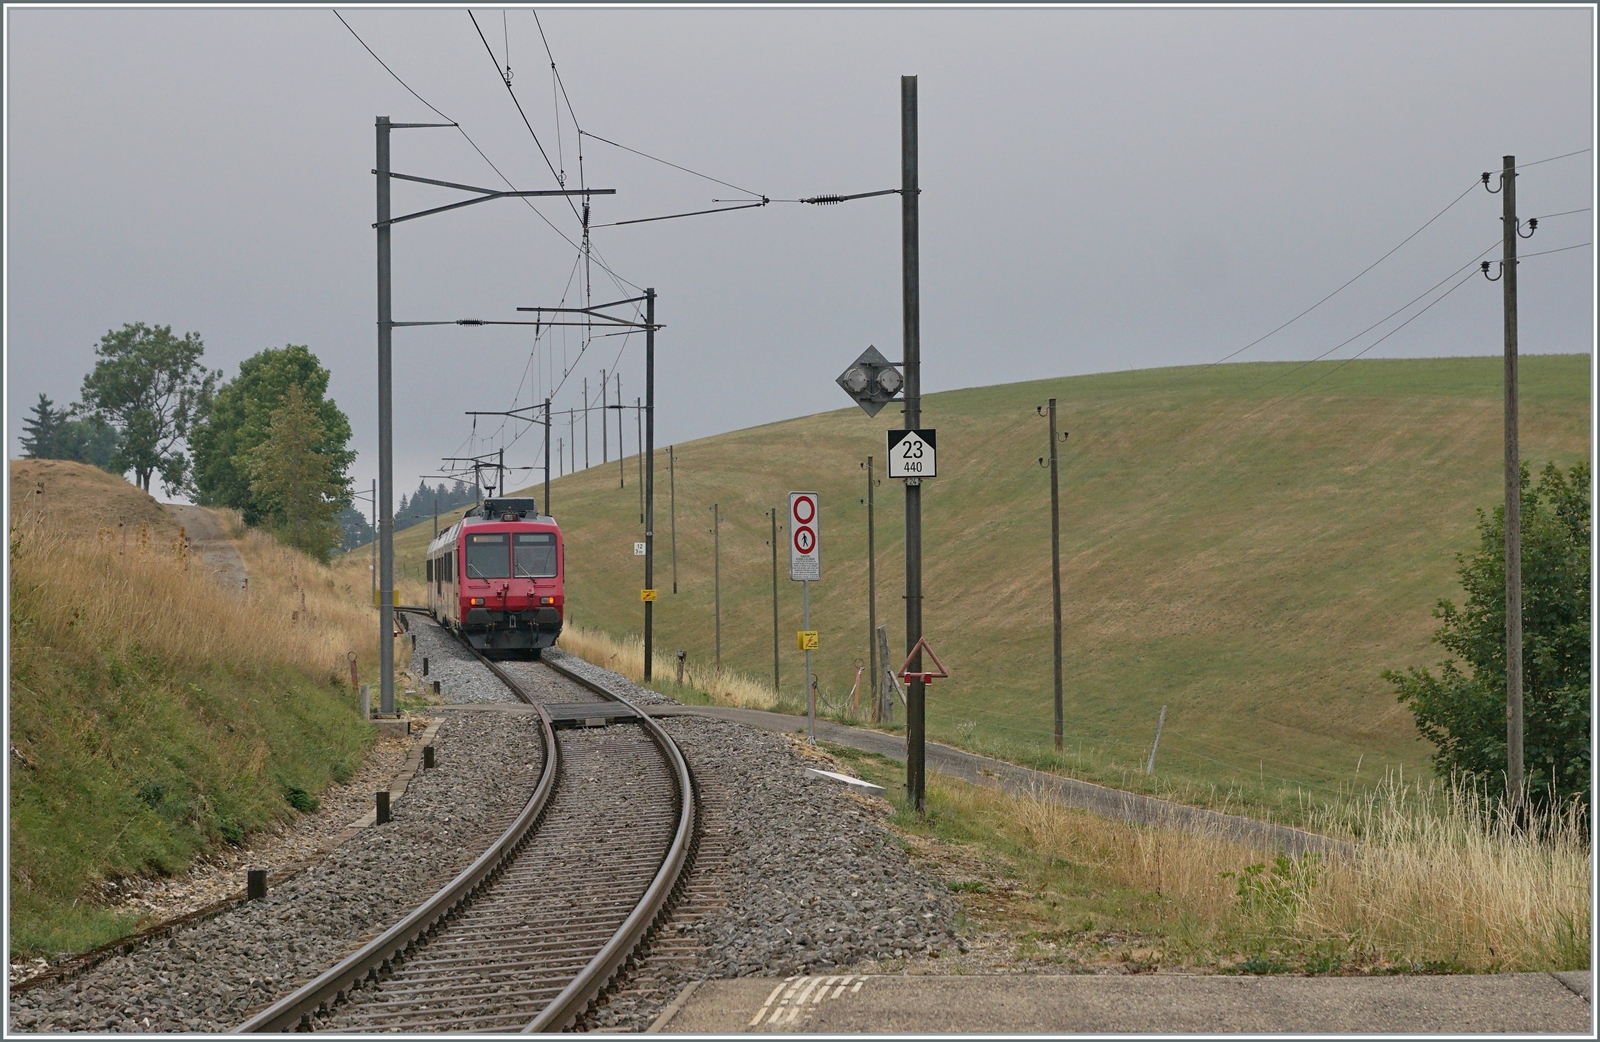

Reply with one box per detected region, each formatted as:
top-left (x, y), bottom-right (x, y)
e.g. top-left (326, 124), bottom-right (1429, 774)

top-left (633, 542), bottom-right (646, 556)
top-left (887, 429), bottom-right (937, 478)
top-left (788, 491), bottom-right (820, 581)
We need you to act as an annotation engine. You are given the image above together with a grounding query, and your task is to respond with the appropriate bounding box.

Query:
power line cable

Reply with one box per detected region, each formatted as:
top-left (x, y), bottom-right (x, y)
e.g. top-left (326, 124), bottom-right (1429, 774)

top-left (333, 9), bottom-right (602, 271)
top-left (333, 10), bottom-right (457, 125)
top-left (579, 130), bottom-right (767, 199)
top-left (1202, 178), bottom-right (1482, 370)
top-left (1518, 241), bottom-right (1592, 260)
top-left (595, 201), bottom-right (769, 228)
top-left (1514, 148), bottom-right (1592, 170)
top-left (467, 9), bottom-right (582, 223)
top-left (1236, 266), bottom-right (1481, 424)
top-left (531, 9), bottom-right (584, 132)
top-left (1241, 240), bottom-right (1501, 395)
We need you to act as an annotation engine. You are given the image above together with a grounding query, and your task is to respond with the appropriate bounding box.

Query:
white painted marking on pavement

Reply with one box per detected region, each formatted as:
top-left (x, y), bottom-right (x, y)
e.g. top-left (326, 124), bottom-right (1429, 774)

top-left (812, 975), bottom-right (841, 1003)
top-left (749, 983), bottom-right (787, 1027)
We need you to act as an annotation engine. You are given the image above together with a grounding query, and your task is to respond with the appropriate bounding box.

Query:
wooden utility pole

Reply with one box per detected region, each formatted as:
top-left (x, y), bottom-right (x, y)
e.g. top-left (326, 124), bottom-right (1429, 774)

top-left (1500, 154), bottom-right (1524, 799)
top-left (1047, 399), bottom-right (1064, 752)
top-left (670, 445), bottom-right (678, 593)
top-left (712, 502), bottom-right (721, 667)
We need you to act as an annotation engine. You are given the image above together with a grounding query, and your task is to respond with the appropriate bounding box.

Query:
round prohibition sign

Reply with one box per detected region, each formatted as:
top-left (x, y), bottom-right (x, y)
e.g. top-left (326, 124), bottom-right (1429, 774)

top-left (791, 495), bottom-right (816, 525)
top-left (793, 526), bottom-right (816, 555)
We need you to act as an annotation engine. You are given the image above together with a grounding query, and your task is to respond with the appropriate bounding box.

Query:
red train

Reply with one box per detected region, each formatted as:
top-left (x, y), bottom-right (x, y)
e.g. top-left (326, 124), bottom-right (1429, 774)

top-left (426, 497), bottom-right (564, 655)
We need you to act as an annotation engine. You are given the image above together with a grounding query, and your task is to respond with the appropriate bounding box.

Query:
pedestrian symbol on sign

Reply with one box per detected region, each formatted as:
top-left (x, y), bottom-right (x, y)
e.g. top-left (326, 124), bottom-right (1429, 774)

top-left (788, 492), bottom-right (820, 581)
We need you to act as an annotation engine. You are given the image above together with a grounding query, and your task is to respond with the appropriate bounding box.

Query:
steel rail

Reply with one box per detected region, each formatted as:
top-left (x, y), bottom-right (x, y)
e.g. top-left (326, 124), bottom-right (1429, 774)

top-left (231, 647), bottom-right (556, 1033)
top-left (523, 653), bottom-right (697, 1032)
top-left (232, 630), bottom-right (696, 1034)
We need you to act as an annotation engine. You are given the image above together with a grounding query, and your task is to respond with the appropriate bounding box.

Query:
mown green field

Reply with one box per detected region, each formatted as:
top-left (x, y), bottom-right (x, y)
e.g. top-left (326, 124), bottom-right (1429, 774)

top-left (380, 355), bottom-right (1589, 818)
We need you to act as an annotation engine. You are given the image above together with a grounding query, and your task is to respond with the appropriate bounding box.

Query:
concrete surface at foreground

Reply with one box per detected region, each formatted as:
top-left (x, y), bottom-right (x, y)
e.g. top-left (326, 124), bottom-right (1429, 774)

top-left (651, 972), bottom-right (1593, 1034)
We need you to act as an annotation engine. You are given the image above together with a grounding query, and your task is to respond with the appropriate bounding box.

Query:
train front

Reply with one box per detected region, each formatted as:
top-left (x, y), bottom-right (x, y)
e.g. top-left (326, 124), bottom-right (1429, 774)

top-left (456, 500), bottom-right (564, 655)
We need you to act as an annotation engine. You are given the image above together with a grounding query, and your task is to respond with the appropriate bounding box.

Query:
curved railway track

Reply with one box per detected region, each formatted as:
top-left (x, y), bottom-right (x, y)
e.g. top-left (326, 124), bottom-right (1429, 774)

top-left (234, 636), bottom-right (696, 1033)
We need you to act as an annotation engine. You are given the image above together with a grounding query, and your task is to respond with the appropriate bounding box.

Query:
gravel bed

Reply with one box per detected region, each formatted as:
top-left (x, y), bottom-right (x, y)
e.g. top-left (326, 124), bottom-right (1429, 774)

top-left (484, 647), bottom-right (963, 1031)
top-left (592, 713), bottom-right (962, 1030)
top-left (541, 645), bottom-right (677, 707)
top-left (406, 618), bottom-right (520, 704)
top-left (495, 654), bottom-right (609, 706)
top-left (9, 711), bottom-right (546, 1034)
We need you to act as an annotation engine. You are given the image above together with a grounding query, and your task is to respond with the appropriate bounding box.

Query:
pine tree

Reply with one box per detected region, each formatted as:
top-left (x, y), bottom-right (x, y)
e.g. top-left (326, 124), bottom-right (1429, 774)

top-left (20, 394), bottom-right (60, 458)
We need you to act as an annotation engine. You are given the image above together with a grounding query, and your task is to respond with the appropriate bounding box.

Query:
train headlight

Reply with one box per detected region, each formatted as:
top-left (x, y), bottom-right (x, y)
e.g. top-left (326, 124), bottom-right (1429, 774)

top-left (470, 597), bottom-right (485, 606)
top-left (540, 596), bottom-right (555, 605)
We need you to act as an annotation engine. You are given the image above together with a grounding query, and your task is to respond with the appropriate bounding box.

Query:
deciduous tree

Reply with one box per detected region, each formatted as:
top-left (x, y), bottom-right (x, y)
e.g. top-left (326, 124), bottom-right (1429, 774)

top-left (79, 323), bottom-right (218, 494)
top-left (190, 345), bottom-right (353, 525)
top-left (1385, 461), bottom-right (1590, 808)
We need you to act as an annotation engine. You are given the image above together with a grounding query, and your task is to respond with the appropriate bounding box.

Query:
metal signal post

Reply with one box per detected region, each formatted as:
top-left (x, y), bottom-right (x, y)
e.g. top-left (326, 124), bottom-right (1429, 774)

top-left (516, 291), bottom-right (660, 678)
top-left (816, 78), bottom-right (927, 809)
top-left (372, 114), bottom-right (610, 719)
top-left (900, 75), bottom-right (927, 813)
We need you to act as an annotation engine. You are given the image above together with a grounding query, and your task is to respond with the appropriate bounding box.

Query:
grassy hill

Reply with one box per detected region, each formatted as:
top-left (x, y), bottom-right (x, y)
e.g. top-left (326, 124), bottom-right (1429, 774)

top-left (377, 355), bottom-right (1589, 816)
top-left (8, 461), bottom-right (376, 957)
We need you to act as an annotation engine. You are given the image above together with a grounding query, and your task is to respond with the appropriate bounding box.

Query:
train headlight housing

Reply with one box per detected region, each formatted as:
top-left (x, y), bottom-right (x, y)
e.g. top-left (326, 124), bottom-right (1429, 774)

top-left (540, 596), bottom-right (555, 605)
top-left (470, 597), bottom-right (485, 606)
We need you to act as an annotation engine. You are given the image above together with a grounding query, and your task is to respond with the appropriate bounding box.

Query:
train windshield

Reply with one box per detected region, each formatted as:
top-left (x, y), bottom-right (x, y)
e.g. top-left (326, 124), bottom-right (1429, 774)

top-left (514, 532), bottom-right (558, 578)
top-left (465, 533), bottom-right (510, 579)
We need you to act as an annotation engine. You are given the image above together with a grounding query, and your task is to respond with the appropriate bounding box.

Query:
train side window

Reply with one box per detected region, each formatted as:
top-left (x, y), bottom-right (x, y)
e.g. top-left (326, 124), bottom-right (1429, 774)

top-left (427, 558), bottom-right (433, 582)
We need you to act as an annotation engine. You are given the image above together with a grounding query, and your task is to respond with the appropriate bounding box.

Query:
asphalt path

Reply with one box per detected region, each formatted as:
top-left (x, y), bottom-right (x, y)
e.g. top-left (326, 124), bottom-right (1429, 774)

top-left (164, 504), bottom-right (249, 591)
top-left (651, 971), bottom-right (1592, 1034)
top-left (647, 705), bottom-right (1348, 857)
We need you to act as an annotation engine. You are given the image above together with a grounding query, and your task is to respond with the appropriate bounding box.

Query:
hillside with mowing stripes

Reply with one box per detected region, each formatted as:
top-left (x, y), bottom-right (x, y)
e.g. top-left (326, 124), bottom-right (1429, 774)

top-left (378, 354), bottom-right (1589, 818)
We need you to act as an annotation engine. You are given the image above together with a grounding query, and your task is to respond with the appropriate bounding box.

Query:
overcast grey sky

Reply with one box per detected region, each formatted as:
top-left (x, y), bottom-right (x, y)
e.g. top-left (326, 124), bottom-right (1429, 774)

top-left (6, 5), bottom-right (1593, 502)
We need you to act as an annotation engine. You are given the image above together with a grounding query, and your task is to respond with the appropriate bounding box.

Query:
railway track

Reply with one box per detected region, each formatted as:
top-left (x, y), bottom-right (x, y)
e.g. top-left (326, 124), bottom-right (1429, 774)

top-left (234, 638), bottom-right (696, 1033)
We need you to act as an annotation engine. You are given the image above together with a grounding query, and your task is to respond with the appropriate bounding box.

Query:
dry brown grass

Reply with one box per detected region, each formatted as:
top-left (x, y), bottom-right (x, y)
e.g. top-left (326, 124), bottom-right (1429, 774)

top-left (555, 624), bottom-right (779, 710)
top-left (1300, 777), bottom-right (1591, 971)
top-left (922, 769), bottom-right (1590, 972)
top-left (5, 460), bottom-right (413, 688)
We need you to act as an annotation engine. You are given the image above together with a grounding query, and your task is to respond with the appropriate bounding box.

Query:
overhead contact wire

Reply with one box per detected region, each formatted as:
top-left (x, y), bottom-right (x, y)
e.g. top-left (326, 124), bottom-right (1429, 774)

top-left (468, 9), bottom-right (582, 223)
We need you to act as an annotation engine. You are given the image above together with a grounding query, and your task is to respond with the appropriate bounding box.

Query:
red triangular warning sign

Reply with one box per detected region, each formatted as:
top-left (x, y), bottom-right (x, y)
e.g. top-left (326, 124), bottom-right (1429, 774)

top-left (899, 636), bottom-right (949, 682)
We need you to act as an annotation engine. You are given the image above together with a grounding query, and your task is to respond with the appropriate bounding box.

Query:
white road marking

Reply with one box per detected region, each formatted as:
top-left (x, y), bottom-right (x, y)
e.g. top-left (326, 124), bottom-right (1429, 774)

top-left (748, 982), bottom-right (788, 1027)
top-left (813, 975), bottom-right (841, 1003)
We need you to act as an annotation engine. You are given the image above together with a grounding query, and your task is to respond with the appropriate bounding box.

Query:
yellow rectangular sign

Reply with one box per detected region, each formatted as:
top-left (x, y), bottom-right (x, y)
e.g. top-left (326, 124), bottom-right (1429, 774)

top-left (640, 589), bottom-right (658, 602)
top-left (373, 590), bottom-right (400, 607)
top-left (796, 630), bottom-right (819, 651)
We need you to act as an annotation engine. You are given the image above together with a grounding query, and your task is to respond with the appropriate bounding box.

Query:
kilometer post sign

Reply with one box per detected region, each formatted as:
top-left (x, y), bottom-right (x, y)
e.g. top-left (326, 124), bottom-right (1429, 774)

top-left (887, 429), bottom-right (937, 479)
top-left (788, 491), bottom-right (820, 581)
